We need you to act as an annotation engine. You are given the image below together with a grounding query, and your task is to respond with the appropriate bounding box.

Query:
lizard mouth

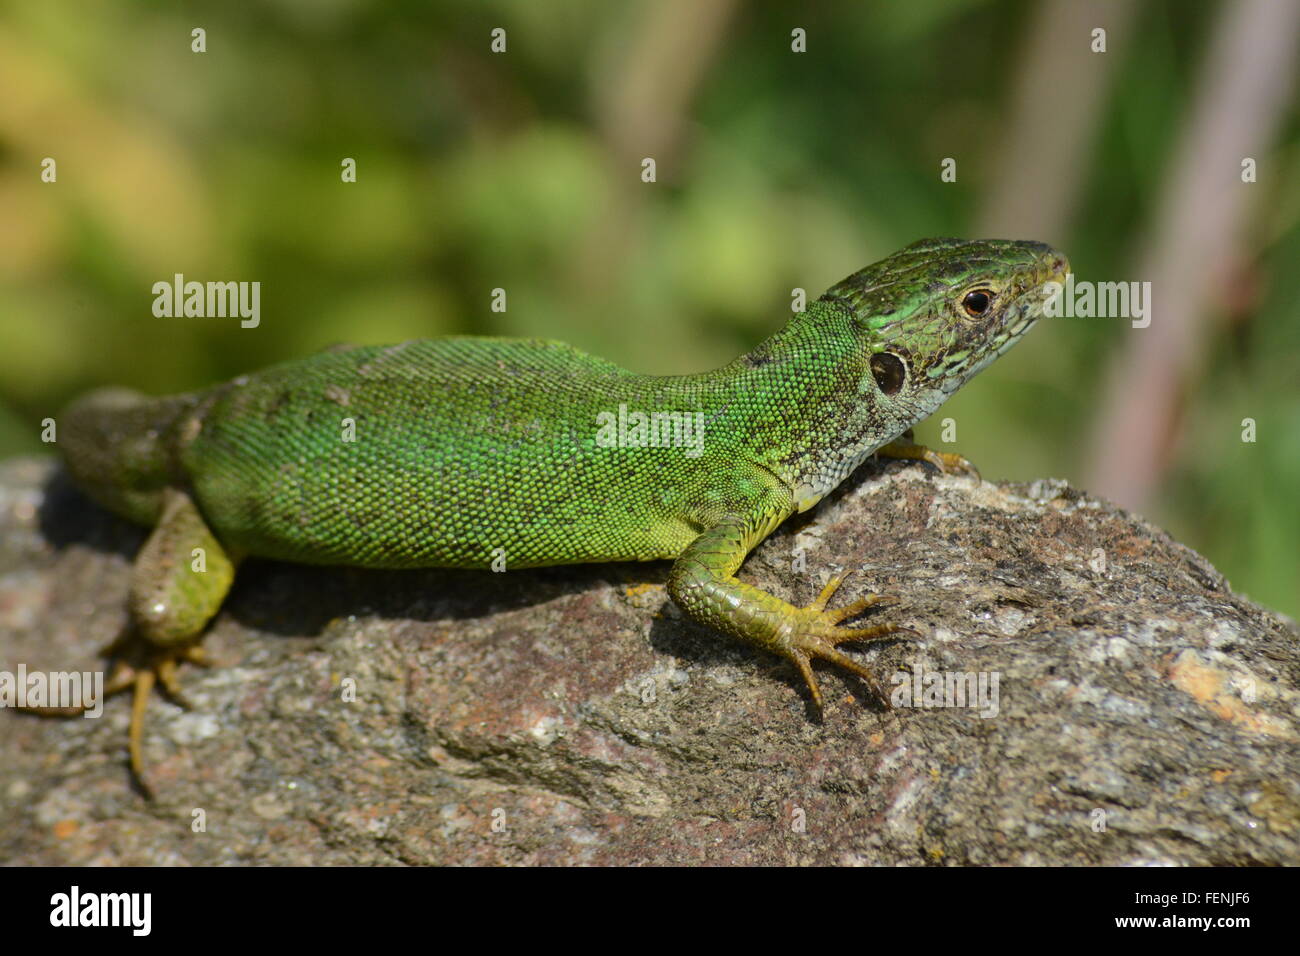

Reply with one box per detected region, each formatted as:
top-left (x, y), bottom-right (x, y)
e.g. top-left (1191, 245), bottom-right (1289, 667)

top-left (1004, 246), bottom-right (1071, 341)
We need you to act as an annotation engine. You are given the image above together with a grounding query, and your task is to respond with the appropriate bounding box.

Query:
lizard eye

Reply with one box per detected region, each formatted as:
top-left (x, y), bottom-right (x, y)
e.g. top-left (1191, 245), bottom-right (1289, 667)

top-left (961, 289), bottom-right (996, 318)
top-left (869, 352), bottom-right (906, 396)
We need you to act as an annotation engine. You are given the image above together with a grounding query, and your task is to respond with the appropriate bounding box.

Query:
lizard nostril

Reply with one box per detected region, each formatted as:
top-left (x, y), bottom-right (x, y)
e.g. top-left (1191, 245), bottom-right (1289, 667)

top-left (1038, 252), bottom-right (1068, 281)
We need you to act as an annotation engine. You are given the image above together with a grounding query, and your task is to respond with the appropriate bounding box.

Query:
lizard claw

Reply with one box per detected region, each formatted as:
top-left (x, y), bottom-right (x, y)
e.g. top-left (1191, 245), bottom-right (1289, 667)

top-left (920, 448), bottom-right (980, 481)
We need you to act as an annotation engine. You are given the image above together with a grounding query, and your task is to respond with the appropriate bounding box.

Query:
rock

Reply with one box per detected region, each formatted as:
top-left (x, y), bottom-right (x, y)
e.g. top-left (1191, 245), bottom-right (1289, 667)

top-left (1, 455), bottom-right (1296, 865)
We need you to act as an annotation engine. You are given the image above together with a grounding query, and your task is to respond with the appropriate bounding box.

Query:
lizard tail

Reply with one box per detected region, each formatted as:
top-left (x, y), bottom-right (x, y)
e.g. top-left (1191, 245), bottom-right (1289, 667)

top-left (59, 387), bottom-right (197, 526)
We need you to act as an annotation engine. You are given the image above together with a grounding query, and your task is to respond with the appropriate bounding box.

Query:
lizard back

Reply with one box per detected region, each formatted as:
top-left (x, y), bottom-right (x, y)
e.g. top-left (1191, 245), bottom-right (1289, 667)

top-left (178, 338), bottom-right (754, 568)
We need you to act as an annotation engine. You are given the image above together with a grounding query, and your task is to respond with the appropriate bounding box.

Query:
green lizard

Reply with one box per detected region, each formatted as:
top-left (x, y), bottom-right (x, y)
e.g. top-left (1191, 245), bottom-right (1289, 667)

top-left (28, 237), bottom-right (1067, 791)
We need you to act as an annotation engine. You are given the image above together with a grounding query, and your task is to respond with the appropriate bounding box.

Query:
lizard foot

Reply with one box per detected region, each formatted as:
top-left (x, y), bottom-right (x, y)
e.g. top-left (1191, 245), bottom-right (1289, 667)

top-left (875, 434), bottom-right (981, 481)
top-left (20, 631), bottom-right (209, 797)
top-left (782, 572), bottom-right (917, 711)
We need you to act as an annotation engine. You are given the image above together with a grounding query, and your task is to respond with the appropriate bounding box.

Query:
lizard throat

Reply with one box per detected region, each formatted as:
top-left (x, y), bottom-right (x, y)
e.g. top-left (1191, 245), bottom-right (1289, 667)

top-left (790, 435), bottom-right (884, 513)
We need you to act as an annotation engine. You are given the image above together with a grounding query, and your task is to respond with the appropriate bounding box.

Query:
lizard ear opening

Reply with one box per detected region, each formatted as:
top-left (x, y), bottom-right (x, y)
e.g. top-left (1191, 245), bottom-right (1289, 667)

top-left (869, 352), bottom-right (907, 396)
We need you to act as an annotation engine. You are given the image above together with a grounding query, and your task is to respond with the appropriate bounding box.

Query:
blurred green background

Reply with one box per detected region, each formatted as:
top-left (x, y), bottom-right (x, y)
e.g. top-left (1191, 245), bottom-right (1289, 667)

top-left (0, 0), bottom-right (1296, 617)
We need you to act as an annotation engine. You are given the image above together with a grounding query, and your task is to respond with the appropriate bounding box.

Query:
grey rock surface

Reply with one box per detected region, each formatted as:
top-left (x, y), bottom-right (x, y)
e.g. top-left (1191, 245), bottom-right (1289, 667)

top-left (1, 455), bottom-right (1296, 865)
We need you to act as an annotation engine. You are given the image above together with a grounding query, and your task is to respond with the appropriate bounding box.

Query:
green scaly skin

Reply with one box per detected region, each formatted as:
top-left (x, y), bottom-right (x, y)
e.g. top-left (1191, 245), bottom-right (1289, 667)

top-left (39, 237), bottom-right (1069, 792)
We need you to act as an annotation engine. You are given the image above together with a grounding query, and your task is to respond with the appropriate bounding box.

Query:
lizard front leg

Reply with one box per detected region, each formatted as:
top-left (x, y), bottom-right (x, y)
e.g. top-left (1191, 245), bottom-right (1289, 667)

top-left (666, 493), bottom-right (915, 710)
top-left (25, 487), bottom-right (236, 793)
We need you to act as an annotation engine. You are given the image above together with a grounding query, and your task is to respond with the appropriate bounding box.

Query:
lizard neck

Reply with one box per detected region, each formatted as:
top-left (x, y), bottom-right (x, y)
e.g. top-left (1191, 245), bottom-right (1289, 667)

top-left (683, 302), bottom-right (905, 511)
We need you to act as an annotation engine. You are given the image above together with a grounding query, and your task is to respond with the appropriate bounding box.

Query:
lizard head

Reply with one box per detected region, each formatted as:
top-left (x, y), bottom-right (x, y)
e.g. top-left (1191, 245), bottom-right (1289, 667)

top-left (820, 237), bottom-right (1069, 424)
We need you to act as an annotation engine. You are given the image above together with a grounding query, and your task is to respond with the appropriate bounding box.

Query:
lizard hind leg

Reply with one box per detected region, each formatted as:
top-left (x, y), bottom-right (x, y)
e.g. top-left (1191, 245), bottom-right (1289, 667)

top-left (116, 487), bottom-right (236, 793)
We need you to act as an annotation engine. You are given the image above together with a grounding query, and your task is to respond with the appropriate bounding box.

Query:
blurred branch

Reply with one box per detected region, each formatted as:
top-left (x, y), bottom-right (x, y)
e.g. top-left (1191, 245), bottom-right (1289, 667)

top-left (1085, 0), bottom-right (1300, 509)
top-left (593, 0), bottom-right (741, 169)
top-left (575, 0), bottom-right (740, 298)
top-left (976, 0), bottom-right (1138, 241)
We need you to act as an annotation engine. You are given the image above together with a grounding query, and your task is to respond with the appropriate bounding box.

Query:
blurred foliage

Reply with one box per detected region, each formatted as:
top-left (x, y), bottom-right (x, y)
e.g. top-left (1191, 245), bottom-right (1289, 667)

top-left (0, 0), bottom-right (1295, 616)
